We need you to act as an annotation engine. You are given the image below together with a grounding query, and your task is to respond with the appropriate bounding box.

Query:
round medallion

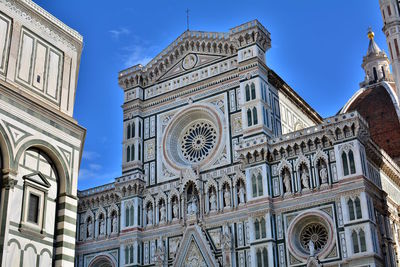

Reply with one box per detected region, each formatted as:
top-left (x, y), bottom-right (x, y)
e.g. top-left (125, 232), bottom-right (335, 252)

top-left (162, 104), bottom-right (224, 172)
top-left (180, 121), bottom-right (217, 163)
top-left (286, 210), bottom-right (335, 261)
top-left (300, 223), bottom-right (328, 252)
top-left (182, 54), bottom-right (198, 70)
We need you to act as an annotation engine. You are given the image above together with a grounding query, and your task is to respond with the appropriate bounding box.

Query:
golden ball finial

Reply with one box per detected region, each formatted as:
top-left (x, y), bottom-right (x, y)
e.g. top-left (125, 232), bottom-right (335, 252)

top-left (368, 27), bottom-right (375, 40)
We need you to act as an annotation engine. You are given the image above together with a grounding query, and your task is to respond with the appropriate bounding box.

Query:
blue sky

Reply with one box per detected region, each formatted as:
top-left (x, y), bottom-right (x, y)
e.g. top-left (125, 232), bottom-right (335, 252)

top-left (35, 0), bottom-right (384, 190)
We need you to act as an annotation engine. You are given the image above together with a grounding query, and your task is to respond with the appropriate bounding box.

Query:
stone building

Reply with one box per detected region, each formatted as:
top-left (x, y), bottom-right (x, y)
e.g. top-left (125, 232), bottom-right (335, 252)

top-left (75, 15), bottom-right (400, 267)
top-left (0, 0), bottom-right (85, 266)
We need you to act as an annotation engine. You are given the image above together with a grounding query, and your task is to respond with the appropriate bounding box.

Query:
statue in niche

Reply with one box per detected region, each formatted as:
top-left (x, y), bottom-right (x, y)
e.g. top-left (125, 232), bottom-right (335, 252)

top-left (191, 196), bottom-right (198, 215)
top-left (87, 219), bottom-right (93, 238)
top-left (320, 165), bottom-right (328, 184)
top-left (238, 184), bottom-right (245, 204)
top-left (112, 213), bottom-right (118, 233)
top-left (147, 207), bottom-right (153, 225)
top-left (309, 240), bottom-right (315, 257)
top-left (283, 171), bottom-right (291, 193)
top-left (99, 217), bottom-right (105, 235)
top-left (160, 203), bottom-right (166, 223)
top-left (224, 187), bottom-right (231, 207)
top-left (172, 200), bottom-right (179, 219)
top-left (210, 190), bottom-right (217, 211)
top-left (187, 198), bottom-right (192, 215)
top-left (301, 169), bottom-right (310, 189)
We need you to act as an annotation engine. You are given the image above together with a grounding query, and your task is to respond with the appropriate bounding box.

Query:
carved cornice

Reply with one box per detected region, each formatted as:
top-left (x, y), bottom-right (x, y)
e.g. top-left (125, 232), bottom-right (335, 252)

top-left (1, 0), bottom-right (82, 51)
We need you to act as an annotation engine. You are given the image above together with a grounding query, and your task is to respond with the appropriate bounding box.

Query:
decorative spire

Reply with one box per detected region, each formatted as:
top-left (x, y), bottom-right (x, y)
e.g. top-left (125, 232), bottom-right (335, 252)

top-left (367, 27), bottom-right (375, 40)
top-left (360, 27), bottom-right (392, 87)
top-left (366, 27), bottom-right (382, 56)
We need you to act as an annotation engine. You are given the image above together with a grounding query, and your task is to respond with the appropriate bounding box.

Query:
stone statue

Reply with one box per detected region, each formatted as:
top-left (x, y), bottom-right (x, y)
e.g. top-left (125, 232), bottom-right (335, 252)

top-left (224, 187), bottom-right (231, 207)
top-left (160, 203), bottom-right (166, 223)
top-left (283, 171), bottom-right (291, 193)
top-left (187, 198), bottom-right (192, 215)
top-left (100, 218), bottom-right (105, 235)
top-left (210, 191), bottom-right (217, 211)
top-left (309, 240), bottom-right (315, 257)
top-left (112, 214), bottom-right (118, 233)
top-left (301, 170), bottom-right (310, 189)
top-left (87, 219), bottom-right (93, 238)
top-left (147, 207), bottom-right (153, 225)
top-left (238, 184), bottom-right (245, 204)
top-left (172, 200), bottom-right (179, 219)
top-left (320, 166), bottom-right (328, 184)
top-left (191, 196), bottom-right (198, 215)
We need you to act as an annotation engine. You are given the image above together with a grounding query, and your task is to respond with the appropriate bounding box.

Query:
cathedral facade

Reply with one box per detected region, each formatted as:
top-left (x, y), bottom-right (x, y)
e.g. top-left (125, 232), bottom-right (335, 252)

top-left (76, 3), bottom-right (400, 267)
top-left (0, 0), bottom-right (85, 266)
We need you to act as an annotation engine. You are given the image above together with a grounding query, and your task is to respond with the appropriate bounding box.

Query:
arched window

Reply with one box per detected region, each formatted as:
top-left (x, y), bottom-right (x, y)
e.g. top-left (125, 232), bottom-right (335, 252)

top-left (129, 245), bottom-right (134, 263)
top-left (137, 206), bottom-right (141, 226)
top-left (127, 146), bottom-right (131, 162)
top-left (359, 229), bottom-right (367, 252)
top-left (257, 173), bottom-right (263, 196)
top-left (352, 230), bottom-right (359, 253)
top-left (251, 82), bottom-right (256, 100)
top-left (342, 151), bottom-right (349, 176)
top-left (252, 107), bottom-right (258, 125)
top-left (125, 246), bottom-right (129, 264)
top-left (138, 144), bottom-right (142, 161)
top-left (256, 249), bottom-right (262, 267)
top-left (138, 122), bottom-right (142, 138)
top-left (130, 206), bottom-right (134, 225)
top-left (260, 218), bottom-right (266, 238)
top-left (373, 67), bottom-right (378, 81)
top-left (245, 84), bottom-right (250, 102)
top-left (348, 199), bottom-right (355, 221)
top-left (127, 124), bottom-right (131, 139)
top-left (125, 206), bottom-right (130, 227)
top-left (255, 219), bottom-right (260, 240)
top-left (355, 197), bottom-right (362, 219)
top-left (349, 150), bottom-right (356, 174)
top-left (256, 248), bottom-right (268, 267)
top-left (252, 175), bottom-right (257, 198)
top-left (247, 109), bottom-right (252, 127)
top-left (132, 122), bottom-right (136, 138)
top-left (131, 144), bottom-right (135, 161)
top-left (262, 248), bottom-right (268, 267)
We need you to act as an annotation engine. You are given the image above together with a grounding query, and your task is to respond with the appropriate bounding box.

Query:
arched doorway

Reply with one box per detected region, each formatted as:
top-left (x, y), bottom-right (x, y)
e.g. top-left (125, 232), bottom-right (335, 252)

top-left (88, 255), bottom-right (115, 267)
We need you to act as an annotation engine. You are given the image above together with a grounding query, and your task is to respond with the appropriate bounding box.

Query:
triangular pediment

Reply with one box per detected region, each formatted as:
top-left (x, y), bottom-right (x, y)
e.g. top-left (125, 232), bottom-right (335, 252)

top-left (174, 225), bottom-right (218, 267)
top-left (23, 172), bottom-right (51, 188)
top-left (158, 53), bottom-right (225, 81)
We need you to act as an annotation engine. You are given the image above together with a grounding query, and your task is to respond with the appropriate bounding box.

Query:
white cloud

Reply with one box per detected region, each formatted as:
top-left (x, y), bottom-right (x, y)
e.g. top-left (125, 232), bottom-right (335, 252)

top-left (122, 44), bottom-right (153, 67)
top-left (89, 163), bottom-right (102, 171)
top-left (82, 150), bottom-right (100, 160)
top-left (78, 168), bottom-right (119, 182)
top-left (109, 27), bottom-right (130, 40)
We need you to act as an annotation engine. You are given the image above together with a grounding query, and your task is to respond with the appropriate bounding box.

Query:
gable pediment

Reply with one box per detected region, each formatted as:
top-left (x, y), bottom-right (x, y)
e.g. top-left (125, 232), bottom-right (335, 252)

top-left (158, 53), bottom-right (225, 81)
top-left (174, 225), bottom-right (218, 267)
top-left (23, 172), bottom-right (51, 188)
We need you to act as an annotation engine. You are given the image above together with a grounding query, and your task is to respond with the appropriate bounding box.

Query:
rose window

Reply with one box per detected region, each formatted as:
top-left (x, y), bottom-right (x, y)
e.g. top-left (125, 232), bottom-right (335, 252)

top-left (300, 223), bottom-right (328, 252)
top-left (180, 121), bottom-right (217, 163)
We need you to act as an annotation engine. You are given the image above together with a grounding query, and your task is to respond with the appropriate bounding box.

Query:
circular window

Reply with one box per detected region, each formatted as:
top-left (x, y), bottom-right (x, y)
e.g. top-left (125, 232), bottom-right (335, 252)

top-left (180, 121), bottom-right (217, 163)
top-left (286, 210), bottom-right (335, 261)
top-left (300, 223), bottom-right (328, 252)
top-left (162, 104), bottom-right (224, 172)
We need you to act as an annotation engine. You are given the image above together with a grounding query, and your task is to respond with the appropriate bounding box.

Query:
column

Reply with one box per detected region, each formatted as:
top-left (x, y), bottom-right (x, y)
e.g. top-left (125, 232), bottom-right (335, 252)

top-left (267, 243), bottom-right (274, 267)
top-left (168, 198), bottom-right (172, 222)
